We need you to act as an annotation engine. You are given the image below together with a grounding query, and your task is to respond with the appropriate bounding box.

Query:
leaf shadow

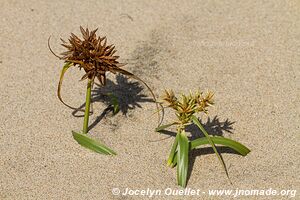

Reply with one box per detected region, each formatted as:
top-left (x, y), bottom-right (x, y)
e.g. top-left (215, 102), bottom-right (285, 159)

top-left (71, 74), bottom-right (154, 131)
top-left (186, 116), bottom-right (235, 140)
top-left (159, 116), bottom-right (235, 139)
top-left (93, 74), bottom-right (154, 115)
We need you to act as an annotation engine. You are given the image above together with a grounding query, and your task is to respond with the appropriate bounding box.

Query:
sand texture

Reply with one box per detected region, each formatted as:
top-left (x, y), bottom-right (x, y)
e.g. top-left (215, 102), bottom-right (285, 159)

top-left (0, 0), bottom-right (299, 199)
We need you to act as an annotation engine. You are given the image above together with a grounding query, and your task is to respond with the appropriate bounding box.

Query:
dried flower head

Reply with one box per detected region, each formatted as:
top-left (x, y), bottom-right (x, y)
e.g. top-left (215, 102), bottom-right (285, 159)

top-left (48, 26), bottom-right (160, 123)
top-left (161, 90), bottom-right (214, 124)
top-left (60, 26), bottom-right (130, 85)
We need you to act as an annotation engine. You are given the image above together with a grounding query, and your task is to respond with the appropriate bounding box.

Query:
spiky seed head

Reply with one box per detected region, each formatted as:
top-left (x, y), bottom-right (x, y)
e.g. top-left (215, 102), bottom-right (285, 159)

top-left (60, 26), bottom-right (128, 85)
top-left (161, 90), bottom-right (214, 124)
top-left (162, 89), bottom-right (178, 108)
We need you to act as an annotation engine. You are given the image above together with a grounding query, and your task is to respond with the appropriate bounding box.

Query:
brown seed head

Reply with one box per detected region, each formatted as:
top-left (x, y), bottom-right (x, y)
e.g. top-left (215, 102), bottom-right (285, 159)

top-left (162, 89), bottom-right (178, 109)
top-left (60, 26), bottom-right (128, 85)
top-left (49, 27), bottom-right (161, 125)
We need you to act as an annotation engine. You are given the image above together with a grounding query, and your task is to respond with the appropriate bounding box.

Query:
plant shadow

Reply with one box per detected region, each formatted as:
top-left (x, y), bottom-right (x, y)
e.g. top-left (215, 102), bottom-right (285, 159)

top-left (159, 116), bottom-right (236, 185)
top-left (186, 116), bottom-right (235, 139)
top-left (159, 116), bottom-right (235, 139)
top-left (72, 74), bottom-right (154, 131)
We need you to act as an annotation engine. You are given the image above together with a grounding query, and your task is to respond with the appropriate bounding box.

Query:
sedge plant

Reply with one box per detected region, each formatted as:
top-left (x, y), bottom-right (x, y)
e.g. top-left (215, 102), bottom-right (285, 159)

top-left (156, 90), bottom-right (250, 187)
top-left (49, 26), bottom-right (159, 155)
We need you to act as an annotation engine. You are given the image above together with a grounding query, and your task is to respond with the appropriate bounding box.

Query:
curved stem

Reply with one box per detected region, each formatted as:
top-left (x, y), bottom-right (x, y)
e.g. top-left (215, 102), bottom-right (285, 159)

top-left (83, 79), bottom-right (92, 134)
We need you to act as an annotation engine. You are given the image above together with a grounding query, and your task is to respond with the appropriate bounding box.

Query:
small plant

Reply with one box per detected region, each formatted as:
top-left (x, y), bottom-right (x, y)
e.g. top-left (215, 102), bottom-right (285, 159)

top-left (156, 90), bottom-right (250, 187)
top-left (49, 26), bottom-right (159, 155)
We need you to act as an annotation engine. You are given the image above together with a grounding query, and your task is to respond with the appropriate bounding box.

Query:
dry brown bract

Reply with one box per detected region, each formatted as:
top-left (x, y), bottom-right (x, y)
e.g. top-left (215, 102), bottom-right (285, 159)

top-left (61, 26), bottom-right (131, 85)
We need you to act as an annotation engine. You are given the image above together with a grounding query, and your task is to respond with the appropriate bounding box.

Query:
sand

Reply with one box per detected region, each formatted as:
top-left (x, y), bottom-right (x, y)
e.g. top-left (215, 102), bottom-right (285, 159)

top-left (0, 0), bottom-right (299, 199)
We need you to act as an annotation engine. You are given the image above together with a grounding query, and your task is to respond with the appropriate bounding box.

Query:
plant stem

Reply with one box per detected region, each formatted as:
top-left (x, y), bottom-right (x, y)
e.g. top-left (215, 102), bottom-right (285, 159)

top-left (82, 78), bottom-right (92, 134)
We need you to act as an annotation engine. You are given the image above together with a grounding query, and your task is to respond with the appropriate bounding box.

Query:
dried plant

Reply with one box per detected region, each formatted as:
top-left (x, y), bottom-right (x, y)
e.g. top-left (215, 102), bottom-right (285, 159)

top-left (156, 90), bottom-right (250, 187)
top-left (49, 26), bottom-right (160, 155)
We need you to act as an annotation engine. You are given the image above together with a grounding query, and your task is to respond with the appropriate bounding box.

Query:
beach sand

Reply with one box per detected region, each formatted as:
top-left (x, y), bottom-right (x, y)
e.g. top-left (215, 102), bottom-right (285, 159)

top-left (0, 0), bottom-right (299, 199)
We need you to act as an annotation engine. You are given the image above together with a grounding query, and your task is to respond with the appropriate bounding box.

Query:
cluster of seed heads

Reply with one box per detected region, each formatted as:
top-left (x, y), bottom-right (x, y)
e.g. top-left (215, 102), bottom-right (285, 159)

top-left (162, 90), bottom-right (214, 124)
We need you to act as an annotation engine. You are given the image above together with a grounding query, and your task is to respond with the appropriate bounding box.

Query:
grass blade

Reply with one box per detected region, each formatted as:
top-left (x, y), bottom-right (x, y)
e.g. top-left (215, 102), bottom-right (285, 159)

top-left (155, 122), bottom-right (177, 132)
top-left (167, 133), bottom-right (179, 167)
top-left (170, 152), bottom-right (178, 168)
top-left (191, 136), bottom-right (250, 156)
top-left (191, 115), bottom-right (230, 182)
top-left (172, 137), bottom-right (250, 167)
top-left (177, 130), bottom-right (189, 187)
top-left (72, 131), bottom-right (117, 155)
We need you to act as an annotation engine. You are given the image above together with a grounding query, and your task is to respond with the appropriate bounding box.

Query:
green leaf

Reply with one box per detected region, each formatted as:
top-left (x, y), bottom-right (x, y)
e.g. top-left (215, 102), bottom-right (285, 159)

top-left (72, 131), bottom-right (117, 155)
top-left (107, 93), bottom-right (119, 114)
top-left (177, 130), bottom-right (189, 187)
top-left (191, 136), bottom-right (250, 156)
top-left (170, 152), bottom-right (178, 168)
top-left (191, 115), bottom-right (230, 182)
top-left (167, 133), bottom-right (179, 167)
top-left (155, 122), bottom-right (177, 132)
top-left (172, 137), bottom-right (250, 168)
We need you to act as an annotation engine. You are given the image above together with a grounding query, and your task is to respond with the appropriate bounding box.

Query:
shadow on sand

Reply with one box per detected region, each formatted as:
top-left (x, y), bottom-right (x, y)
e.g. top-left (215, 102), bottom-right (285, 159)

top-left (71, 74), bottom-right (154, 131)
